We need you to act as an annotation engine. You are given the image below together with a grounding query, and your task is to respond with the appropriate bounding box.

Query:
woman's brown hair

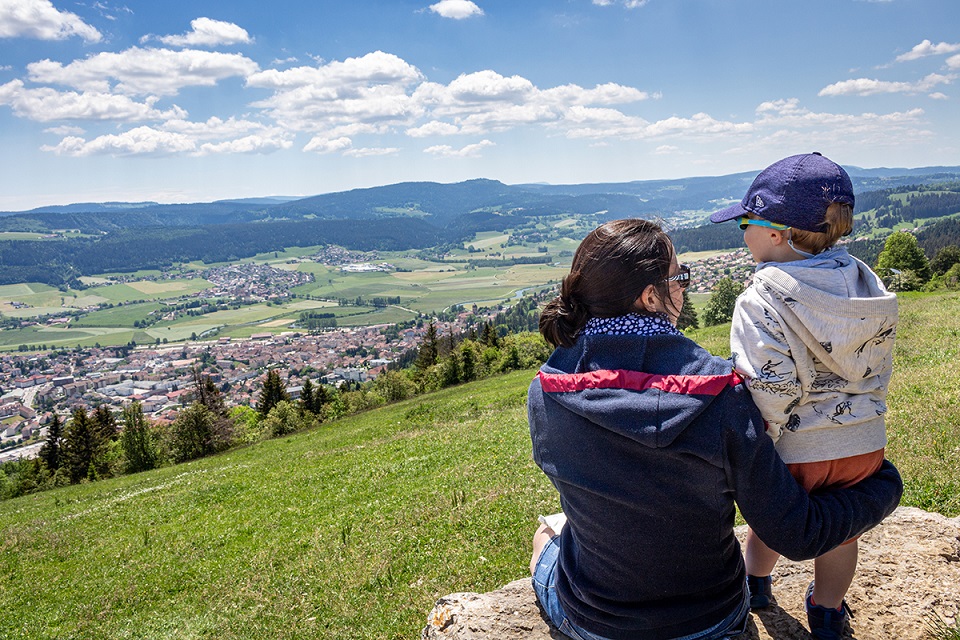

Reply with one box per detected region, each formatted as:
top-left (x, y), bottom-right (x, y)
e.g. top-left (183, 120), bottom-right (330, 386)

top-left (539, 218), bottom-right (677, 348)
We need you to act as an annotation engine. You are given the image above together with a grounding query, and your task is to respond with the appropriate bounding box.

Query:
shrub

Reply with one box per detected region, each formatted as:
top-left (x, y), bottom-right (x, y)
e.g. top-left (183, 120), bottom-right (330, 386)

top-left (702, 277), bottom-right (744, 326)
top-left (262, 400), bottom-right (307, 437)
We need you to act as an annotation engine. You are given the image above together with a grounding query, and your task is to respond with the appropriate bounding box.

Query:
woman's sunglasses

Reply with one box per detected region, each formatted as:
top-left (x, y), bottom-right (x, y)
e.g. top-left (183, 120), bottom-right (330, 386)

top-left (737, 215), bottom-right (789, 231)
top-left (663, 263), bottom-right (691, 289)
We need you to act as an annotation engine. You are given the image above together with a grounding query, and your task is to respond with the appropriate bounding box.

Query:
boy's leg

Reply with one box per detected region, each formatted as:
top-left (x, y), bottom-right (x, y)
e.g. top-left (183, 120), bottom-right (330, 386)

top-left (745, 527), bottom-right (780, 608)
top-left (530, 523), bottom-right (557, 575)
top-left (811, 540), bottom-right (858, 610)
top-left (744, 526), bottom-right (781, 576)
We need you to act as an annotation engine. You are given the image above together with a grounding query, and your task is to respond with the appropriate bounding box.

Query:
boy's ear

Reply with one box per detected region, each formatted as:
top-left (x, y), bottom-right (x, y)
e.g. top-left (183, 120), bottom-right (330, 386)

top-left (768, 230), bottom-right (787, 246)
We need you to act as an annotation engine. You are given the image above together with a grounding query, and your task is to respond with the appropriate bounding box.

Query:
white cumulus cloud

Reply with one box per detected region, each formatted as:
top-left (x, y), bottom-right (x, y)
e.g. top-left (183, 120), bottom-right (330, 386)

top-left (343, 147), bottom-right (400, 157)
top-left (153, 17), bottom-right (252, 48)
top-left (592, 0), bottom-right (649, 7)
top-left (303, 136), bottom-right (353, 154)
top-left (249, 52), bottom-right (426, 133)
top-left (428, 0), bottom-right (483, 20)
top-left (41, 126), bottom-right (196, 156)
top-left (424, 139), bottom-right (494, 157)
top-left (27, 47), bottom-right (260, 96)
top-left (0, 0), bottom-right (101, 42)
top-left (819, 73), bottom-right (954, 96)
top-left (161, 116), bottom-right (277, 140)
top-left (198, 134), bottom-right (292, 155)
top-left (0, 79), bottom-right (187, 121)
top-left (756, 98), bottom-right (924, 136)
top-left (43, 124), bottom-right (84, 135)
top-left (247, 51), bottom-right (422, 90)
top-left (895, 40), bottom-right (960, 63)
top-left (447, 70), bottom-right (534, 102)
top-left (406, 121), bottom-right (461, 137)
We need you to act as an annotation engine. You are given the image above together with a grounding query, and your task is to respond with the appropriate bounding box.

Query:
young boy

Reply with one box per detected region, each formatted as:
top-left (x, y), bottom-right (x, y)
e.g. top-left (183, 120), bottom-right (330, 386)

top-left (710, 153), bottom-right (899, 639)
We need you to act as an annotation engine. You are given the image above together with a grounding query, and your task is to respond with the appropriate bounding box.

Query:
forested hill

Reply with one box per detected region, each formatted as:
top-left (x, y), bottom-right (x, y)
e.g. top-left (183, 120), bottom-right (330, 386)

top-left (2, 167), bottom-right (959, 287)
top-left (0, 218), bottom-right (444, 286)
top-left (5, 166), bottom-right (960, 233)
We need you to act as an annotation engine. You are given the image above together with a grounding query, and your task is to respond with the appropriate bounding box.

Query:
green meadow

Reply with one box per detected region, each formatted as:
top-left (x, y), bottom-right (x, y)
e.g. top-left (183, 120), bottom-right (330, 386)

top-left (0, 228), bottom-right (578, 350)
top-left (1, 292), bottom-right (958, 638)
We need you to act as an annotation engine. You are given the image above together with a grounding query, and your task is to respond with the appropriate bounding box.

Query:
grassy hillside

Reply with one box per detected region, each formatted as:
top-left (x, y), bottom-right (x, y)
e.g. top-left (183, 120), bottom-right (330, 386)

top-left (0, 372), bottom-right (555, 640)
top-left (1, 292), bottom-right (958, 639)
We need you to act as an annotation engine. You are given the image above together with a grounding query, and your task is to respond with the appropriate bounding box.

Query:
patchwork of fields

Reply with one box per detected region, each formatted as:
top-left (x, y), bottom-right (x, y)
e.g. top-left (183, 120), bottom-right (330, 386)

top-left (0, 218), bottom-right (594, 351)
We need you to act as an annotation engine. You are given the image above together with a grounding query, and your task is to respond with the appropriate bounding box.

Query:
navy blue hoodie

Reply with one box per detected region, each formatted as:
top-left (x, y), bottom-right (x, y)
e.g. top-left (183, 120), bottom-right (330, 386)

top-left (528, 332), bottom-right (902, 640)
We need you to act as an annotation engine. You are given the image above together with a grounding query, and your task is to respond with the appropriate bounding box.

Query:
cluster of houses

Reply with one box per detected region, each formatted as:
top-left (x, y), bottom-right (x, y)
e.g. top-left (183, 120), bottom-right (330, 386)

top-left (0, 243), bottom-right (787, 462)
top-left (685, 248), bottom-right (756, 294)
top-left (0, 305), bottom-right (487, 461)
top-left (201, 263), bottom-right (314, 300)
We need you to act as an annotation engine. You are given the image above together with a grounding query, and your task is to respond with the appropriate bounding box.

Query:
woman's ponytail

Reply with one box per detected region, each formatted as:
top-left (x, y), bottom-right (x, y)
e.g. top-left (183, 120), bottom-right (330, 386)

top-left (540, 286), bottom-right (590, 348)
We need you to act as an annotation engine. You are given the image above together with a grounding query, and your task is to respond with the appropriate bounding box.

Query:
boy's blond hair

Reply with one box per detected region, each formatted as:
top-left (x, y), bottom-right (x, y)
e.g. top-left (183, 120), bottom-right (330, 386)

top-left (789, 202), bottom-right (853, 255)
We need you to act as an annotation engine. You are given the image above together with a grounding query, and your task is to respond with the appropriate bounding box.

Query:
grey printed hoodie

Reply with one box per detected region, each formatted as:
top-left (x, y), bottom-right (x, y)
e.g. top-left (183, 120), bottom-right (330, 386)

top-left (730, 246), bottom-right (898, 464)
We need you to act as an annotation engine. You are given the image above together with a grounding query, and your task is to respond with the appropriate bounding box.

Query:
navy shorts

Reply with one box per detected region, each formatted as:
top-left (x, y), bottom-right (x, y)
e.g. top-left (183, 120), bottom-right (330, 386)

top-left (531, 535), bottom-right (750, 640)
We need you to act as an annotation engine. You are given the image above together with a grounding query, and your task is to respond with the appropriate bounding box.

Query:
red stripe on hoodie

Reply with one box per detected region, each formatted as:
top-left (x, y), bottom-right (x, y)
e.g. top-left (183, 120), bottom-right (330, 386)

top-left (538, 369), bottom-right (741, 396)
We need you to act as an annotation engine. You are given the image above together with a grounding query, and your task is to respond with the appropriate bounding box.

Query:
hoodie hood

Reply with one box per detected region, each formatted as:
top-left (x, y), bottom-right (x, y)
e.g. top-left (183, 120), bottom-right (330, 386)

top-left (753, 247), bottom-right (898, 384)
top-left (537, 333), bottom-right (739, 449)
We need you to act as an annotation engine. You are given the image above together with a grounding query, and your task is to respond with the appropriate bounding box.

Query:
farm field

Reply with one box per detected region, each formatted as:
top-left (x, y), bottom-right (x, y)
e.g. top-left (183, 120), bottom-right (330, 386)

top-left (0, 215), bottom-right (731, 351)
top-left (0, 222), bottom-right (584, 350)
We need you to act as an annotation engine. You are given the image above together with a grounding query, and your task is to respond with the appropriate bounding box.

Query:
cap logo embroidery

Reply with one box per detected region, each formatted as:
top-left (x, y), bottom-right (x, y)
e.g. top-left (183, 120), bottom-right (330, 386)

top-left (754, 195), bottom-right (764, 208)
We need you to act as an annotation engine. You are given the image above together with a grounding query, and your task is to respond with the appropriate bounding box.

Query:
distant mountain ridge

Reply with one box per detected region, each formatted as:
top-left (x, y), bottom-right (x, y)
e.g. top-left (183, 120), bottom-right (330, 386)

top-left (0, 166), bottom-right (958, 288)
top-left (5, 165), bottom-right (959, 233)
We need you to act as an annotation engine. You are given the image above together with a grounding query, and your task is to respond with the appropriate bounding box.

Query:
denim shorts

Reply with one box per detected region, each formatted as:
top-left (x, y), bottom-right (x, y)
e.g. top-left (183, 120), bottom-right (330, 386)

top-left (531, 535), bottom-right (750, 640)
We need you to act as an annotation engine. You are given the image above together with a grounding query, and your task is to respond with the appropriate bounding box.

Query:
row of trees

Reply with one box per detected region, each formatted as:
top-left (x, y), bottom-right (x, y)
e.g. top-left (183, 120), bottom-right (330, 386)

top-left (411, 321), bottom-right (552, 393)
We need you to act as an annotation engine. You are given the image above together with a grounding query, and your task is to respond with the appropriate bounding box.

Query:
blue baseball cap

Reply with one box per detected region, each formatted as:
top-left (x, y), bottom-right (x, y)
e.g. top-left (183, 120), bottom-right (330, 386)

top-left (709, 152), bottom-right (855, 232)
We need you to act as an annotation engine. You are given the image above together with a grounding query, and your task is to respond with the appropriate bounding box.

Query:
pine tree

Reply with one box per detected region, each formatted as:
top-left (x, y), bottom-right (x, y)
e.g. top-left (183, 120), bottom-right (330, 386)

top-left (460, 341), bottom-right (476, 382)
top-left (500, 344), bottom-right (522, 372)
top-left (194, 367), bottom-right (227, 417)
top-left (313, 381), bottom-right (330, 409)
top-left (257, 369), bottom-right (289, 418)
top-left (91, 404), bottom-right (118, 443)
top-left (62, 409), bottom-right (100, 484)
top-left (676, 288), bottom-right (699, 331)
top-left (481, 322), bottom-right (499, 348)
top-left (415, 321), bottom-right (439, 371)
top-left (38, 413), bottom-right (63, 471)
top-left (120, 402), bottom-right (160, 473)
top-left (441, 350), bottom-right (461, 387)
top-left (300, 378), bottom-right (316, 414)
top-left (170, 404), bottom-right (216, 462)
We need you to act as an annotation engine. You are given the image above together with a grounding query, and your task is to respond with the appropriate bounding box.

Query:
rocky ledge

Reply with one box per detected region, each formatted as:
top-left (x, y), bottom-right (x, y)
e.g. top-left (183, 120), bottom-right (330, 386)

top-left (423, 507), bottom-right (960, 639)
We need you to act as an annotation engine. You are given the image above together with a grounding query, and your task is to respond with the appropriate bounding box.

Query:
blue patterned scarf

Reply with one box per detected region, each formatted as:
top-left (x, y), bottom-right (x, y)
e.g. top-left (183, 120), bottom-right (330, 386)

top-left (581, 312), bottom-right (681, 338)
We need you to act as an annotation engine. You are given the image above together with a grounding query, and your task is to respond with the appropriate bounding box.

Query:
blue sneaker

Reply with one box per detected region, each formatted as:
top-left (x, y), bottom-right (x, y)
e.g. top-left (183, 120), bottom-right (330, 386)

top-left (746, 575), bottom-right (773, 609)
top-left (805, 581), bottom-right (852, 639)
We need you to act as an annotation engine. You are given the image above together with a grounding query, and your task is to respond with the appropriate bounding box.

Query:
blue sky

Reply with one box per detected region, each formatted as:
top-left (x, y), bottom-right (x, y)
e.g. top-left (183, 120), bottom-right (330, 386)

top-left (1, 0), bottom-right (959, 210)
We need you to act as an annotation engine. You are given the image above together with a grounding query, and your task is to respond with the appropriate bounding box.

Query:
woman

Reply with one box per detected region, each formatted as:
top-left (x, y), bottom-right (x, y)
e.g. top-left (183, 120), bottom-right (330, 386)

top-left (527, 219), bottom-right (902, 640)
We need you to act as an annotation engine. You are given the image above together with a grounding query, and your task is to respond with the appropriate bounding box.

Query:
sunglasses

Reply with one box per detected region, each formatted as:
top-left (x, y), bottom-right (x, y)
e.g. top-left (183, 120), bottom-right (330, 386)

top-left (737, 215), bottom-right (789, 231)
top-left (663, 263), bottom-right (691, 288)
